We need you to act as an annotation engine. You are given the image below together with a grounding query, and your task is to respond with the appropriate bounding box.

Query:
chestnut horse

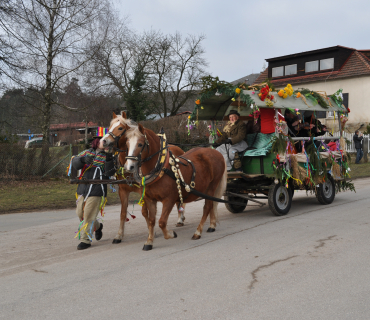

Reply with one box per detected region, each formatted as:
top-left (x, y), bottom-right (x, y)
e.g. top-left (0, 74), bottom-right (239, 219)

top-left (102, 112), bottom-right (186, 244)
top-left (123, 122), bottom-right (227, 250)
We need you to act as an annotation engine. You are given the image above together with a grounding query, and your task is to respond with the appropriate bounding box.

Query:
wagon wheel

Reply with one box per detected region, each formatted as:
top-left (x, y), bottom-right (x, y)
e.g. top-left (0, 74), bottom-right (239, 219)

top-left (316, 175), bottom-right (335, 205)
top-left (268, 183), bottom-right (292, 216)
top-left (224, 194), bottom-right (248, 214)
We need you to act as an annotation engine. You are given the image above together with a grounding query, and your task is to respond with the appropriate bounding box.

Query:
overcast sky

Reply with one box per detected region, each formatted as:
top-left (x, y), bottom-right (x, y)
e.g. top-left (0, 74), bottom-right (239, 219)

top-left (115, 0), bottom-right (368, 82)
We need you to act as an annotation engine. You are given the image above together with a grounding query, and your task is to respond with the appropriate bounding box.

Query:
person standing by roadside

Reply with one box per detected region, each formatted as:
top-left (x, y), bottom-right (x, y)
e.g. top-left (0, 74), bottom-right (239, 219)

top-left (71, 135), bottom-right (115, 250)
top-left (353, 130), bottom-right (364, 164)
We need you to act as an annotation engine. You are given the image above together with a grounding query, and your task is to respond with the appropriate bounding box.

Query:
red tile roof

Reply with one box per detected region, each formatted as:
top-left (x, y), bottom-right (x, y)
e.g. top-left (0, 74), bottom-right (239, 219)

top-left (252, 69), bottom-right (269, 84)
top-left (50, 122), bottom-right (97, 130)
top-left (253, 50), bottom-right (370, 87)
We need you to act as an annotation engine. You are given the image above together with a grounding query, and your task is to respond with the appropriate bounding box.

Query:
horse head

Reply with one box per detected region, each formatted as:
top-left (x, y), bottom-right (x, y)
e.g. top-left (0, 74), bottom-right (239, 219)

top-left (102, 111), bottom-right (132, 150)
top-left (124, 123), bottom-right (148, 173)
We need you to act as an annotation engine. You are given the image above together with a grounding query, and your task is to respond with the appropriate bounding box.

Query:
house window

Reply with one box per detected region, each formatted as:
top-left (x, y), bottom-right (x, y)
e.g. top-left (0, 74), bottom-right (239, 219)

top-left (272, 66), bottom-right (284, 77)
top-left (305, 60), bottom-right (319, 73)
top-left (285, 64), bottom-right (297, 76)
top-left (327, 110), bottom-right (335, 118)
top-left (320, 58), bottom-right (334, 70)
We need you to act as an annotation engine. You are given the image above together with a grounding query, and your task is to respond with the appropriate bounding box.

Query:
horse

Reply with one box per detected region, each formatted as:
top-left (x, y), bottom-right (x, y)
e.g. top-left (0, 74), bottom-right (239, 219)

top-left (123, 122), bottom-right (227, 250)
top-left (102, 112), bottom-right (186, 244)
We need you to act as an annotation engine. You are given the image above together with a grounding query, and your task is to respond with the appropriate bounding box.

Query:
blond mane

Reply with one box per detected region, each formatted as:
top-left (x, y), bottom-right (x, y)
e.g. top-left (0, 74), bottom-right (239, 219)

top-left (126, 123), bottom-right (144, 139)
top-left (108, 115), bottom-right (144, 140)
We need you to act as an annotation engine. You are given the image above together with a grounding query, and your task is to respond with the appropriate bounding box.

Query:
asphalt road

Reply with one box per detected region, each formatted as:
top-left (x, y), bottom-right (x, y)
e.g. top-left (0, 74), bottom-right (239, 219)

top-left (1, 178), bottom-right (369, 320)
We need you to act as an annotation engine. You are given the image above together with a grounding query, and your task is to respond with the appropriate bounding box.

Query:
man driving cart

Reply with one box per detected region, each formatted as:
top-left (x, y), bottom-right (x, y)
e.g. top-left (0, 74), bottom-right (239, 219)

top-left (214, 110), bottom-right (247, 171)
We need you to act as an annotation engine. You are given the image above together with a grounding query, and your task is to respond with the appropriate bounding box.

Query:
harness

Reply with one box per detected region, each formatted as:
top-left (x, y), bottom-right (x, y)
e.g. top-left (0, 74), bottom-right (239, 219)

top-left (163, 153), bottom-right (248, 207)
top-left (126, 131), bottom-right (170, 185)
top-left (109, 129), bottom-right (127, 153)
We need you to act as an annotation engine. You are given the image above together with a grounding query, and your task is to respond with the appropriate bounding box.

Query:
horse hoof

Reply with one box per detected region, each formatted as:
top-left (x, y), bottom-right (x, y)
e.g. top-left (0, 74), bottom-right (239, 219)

top-left (176, 223), bottom-right (184, 227)
top-left (112, 239), bottom-right (121, 244)
top-left (191, 234), bottom-right (201, 240)
top-left (142, 244), bottom-right (153, 251)
top-left (207, 228), bottom-right (216, 233)
top-left (173, 231), bottom-right (177, 238)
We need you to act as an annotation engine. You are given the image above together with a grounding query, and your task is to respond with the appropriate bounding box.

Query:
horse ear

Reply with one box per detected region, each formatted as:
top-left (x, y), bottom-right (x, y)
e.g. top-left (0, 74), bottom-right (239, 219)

top-left (159, 127), bottom-right (165, 134)
top-left (138, 123), bottom-right (145, 134)
top-left (121, 111), bottom-right (127, 119)
top-left (112, 112), bottom-right (117, 119)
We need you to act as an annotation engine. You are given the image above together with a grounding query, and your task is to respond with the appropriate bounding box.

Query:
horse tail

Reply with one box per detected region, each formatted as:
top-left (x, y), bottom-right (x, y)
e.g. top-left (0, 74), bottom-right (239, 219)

top-left (213, 159), bottom-right (228, 224)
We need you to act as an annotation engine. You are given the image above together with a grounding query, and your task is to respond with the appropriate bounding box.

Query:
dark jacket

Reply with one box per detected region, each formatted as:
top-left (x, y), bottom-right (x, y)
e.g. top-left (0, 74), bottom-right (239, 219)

top-left (72, 149), bottom-right (115, 198)
top-left (298, 118), bottom-right (326, 138)
top-left (285, 115), bottom-right (299, 137)
top-left (353, 134), bottom-right (363, 149)
top-left (216, 119), bottom-right (247, 145)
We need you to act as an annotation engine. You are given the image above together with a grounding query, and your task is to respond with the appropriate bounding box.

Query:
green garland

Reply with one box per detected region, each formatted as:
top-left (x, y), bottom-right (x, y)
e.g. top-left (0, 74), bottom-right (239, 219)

top-left (190, 76), bottom-right (254, 120)
top-left (294, 88), bottom-right (329, 109)
top-left (336, 180), bottom-right (356, 193)
top-left (271, 133), bottom-right (355, 193)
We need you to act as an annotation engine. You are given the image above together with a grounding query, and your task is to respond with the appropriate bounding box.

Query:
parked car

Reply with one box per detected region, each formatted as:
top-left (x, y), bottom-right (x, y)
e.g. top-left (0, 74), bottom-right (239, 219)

top-left (25, 137), bottom-right (43, 148)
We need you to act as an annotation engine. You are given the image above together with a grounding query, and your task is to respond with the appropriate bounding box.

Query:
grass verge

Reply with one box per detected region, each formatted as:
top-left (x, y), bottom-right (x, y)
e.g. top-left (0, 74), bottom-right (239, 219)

top-left (348, 161), bottom-right (370, 179)
top-left (0, 179), bottom-right (140, 214)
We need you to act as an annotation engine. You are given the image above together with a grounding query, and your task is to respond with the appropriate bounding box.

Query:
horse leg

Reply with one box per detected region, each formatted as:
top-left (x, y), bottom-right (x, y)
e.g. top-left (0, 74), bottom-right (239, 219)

top-left (141, 201), bottom-right (150, 229)
top-left (112, 187), bottom-right (130, 244)
top-left (158, 200), bottom-right (178, 240)
top-left (192, 199), bottom-right (213, 240)
top-left (175, 202), bottom-right (186, 227)
top-left (142, 198), bottom-right (157, 251)
top-left (206, 200), bottom-right (218, 233)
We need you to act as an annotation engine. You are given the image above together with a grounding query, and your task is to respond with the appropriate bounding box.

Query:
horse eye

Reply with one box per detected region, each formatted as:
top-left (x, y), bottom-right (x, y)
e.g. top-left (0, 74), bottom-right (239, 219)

top-left (138, 143), bottom-right (143, 147)
top-left (118, 127), bottom-right (123, 131)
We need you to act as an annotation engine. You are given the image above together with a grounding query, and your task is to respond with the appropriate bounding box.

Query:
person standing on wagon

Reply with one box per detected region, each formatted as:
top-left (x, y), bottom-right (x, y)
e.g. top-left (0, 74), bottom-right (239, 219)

top-left (71, 131), bottom-right (115, 250)
top-left (214, 110), bottom-right (247, 171)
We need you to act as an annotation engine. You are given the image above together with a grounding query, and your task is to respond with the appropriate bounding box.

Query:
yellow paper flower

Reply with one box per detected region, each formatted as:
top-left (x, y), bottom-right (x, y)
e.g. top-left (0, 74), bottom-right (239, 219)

top-left (235, 88), bottom-right (241, 94)
top-left (231, 98), bottom-right (236, 101)
top-left (283, 93), bottom-right (288, 99)
top-left (195, 99), bottom-right (201, 105)
top-left (201, 106), bottom-right (204, 109)
top-left (188, 116), bottom-right (191, 119)
top-left (296, 92), bottom-right (301, 98)
top-left (278, 89), bottom-right (284, 97)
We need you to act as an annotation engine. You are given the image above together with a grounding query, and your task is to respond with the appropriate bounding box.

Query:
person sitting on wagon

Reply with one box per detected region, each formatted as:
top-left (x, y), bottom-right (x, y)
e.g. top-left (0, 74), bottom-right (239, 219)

top-left (284, 109), bottom-right (300, 136)
top-left (214, 110), bottom-right (247, 171)
top-left (71, 136), bottom-right (115, 250)
top-left (301, 111), bottom-right (328, 147)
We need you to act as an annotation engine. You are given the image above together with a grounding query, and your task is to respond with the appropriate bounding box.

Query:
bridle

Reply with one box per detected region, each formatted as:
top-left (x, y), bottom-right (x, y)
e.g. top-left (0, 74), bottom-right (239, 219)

top-left (125, 133), bottom-right (151, 166)
top-left (108, 128), bottom-right (127, 153)
top-left (126, 130), bottom-right (170, 185)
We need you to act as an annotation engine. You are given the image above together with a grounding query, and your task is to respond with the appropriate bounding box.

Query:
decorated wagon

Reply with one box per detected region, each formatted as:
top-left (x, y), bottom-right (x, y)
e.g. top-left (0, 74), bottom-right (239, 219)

top-left (188, 78), bottom-right (354, 216)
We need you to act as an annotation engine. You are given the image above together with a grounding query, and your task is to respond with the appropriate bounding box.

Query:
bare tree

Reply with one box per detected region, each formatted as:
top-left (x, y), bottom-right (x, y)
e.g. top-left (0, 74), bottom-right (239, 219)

top-left (0, 0), bottom-right (19, 79)
top-left (89, 27), bottom-right (208, 118)
top-left (0, 0), bottom-right (111, 163)
top-left (146, 32), bottom-right (207, 116)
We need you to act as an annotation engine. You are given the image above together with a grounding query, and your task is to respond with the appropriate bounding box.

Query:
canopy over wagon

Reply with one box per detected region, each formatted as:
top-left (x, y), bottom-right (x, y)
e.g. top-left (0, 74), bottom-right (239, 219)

top-left (190, 86), bottom-right (347, 121)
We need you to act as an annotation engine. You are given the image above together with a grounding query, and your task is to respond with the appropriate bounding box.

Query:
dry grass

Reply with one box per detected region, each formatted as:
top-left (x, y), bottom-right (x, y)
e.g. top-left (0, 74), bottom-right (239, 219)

top-left (0, 179), bottom-right (140, 214)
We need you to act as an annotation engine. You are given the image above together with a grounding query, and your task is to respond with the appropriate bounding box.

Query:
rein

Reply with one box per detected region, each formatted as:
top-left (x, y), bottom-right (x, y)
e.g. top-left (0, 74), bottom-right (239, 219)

top-left (166, 142), bottom-right (214, 147)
